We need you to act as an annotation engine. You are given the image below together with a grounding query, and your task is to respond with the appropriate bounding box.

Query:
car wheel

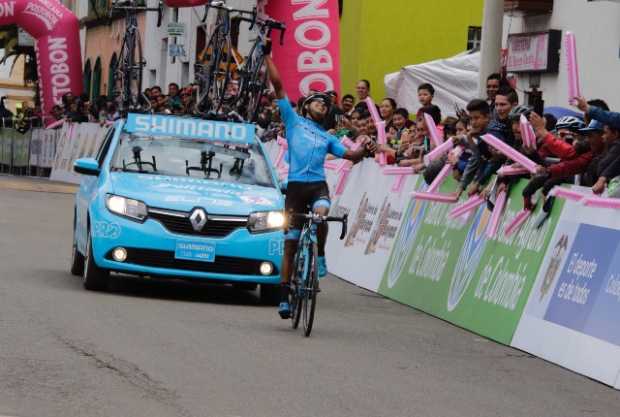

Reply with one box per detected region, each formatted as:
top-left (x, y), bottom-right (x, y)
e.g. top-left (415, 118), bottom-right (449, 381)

top-left (70, 230), bottom-right (85, 276)
top-left (83, 230), bottom-right (110, 291)
top-left (259, 283), bottom-right (279, 306)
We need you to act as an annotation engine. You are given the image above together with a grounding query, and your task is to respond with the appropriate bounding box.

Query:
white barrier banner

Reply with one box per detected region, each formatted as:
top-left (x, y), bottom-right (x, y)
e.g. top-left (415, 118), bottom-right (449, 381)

top-left (512, 186), bottom-right (620, 389)
top-left (29, 128), bottom-right (60, 168)
top-left (50, 123), bottom-right (109, 184)
top-left (327, 160), bottom-right (419, 292)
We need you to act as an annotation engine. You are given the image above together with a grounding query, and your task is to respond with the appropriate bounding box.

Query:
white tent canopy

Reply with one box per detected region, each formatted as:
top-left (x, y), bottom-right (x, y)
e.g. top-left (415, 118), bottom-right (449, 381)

top-left (384, 51), bottom-right (480, 118)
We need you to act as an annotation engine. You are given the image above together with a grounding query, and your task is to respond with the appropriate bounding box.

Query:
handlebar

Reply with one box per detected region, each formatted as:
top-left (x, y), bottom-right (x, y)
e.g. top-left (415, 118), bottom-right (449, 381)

top-left (290, 213), bottom-right (349, 240)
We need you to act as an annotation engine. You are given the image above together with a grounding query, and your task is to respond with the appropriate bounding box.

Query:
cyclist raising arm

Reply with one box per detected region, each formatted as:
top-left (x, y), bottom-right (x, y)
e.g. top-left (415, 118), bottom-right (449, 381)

top-left (264, 54), bottom-right (375, 319)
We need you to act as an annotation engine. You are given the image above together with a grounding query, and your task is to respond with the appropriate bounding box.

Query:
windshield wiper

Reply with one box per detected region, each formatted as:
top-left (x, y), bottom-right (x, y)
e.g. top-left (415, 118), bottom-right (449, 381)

top-left (186, 151), bottom-right (222, 179)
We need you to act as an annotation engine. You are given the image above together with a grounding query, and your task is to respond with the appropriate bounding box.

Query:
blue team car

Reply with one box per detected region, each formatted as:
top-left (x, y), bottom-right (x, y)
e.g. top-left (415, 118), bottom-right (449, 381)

top-left (70, 113), bottom-right (285, 303)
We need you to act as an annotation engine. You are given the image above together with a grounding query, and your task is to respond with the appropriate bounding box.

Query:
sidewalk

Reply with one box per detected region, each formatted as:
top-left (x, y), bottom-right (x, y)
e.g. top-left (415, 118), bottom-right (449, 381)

top-left (0, 175), bottom-right (78, 194)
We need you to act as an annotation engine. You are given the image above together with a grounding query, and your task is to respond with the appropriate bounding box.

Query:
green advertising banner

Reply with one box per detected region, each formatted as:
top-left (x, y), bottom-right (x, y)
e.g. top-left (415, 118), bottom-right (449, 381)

top-left (379, 177), bottom-right (563, 344)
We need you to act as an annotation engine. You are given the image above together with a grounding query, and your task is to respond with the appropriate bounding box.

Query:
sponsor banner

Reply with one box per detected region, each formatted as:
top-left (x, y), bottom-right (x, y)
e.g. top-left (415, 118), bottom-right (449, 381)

top-left (265, 0), bottom-right (341, 101)
top-left (29, 127), bottom-right (59, 168)
top-left (124, 113), bottom-right (256, 144)
top-left (512, 190), bottom-right (620, 388)
top-left (378, 178), bottom-right (562, 344)
top-left (50, 123), bottom-right (108, 183)
top-left (326, 161), bottom-right (418, 292)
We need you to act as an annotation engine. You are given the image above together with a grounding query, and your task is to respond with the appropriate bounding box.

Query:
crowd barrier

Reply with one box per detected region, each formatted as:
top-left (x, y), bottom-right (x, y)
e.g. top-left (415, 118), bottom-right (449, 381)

top-left (0, 126), bottom-right (618, 389)
top-left (0, 123), bottom-right (109, 182)
top-left (266, 140), bottom-right (620, 390)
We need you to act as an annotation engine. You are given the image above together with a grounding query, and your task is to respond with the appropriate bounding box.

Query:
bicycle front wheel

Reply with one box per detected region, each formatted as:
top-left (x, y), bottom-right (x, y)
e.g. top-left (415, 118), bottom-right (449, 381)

top-left (302, 242), bottom-right (319, 337)
top-left (290, 250), bottom-right (303, 330)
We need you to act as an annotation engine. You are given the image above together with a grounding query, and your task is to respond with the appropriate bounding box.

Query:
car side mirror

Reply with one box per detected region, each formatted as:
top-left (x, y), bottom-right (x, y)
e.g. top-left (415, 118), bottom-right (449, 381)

top-left (280, 183), bottom-right (287, 195)
top-left (74, 158), bottom-right (100, 176)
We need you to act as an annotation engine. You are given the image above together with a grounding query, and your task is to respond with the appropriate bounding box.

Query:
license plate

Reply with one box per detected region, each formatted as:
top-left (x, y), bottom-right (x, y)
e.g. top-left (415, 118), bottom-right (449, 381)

top-left (175, 241), bottom-right (216, 263)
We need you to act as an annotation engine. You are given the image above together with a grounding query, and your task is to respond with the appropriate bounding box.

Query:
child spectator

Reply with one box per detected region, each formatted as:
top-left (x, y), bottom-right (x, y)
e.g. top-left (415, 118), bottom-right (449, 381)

top-left (415, 83), bottom-right (435, 119)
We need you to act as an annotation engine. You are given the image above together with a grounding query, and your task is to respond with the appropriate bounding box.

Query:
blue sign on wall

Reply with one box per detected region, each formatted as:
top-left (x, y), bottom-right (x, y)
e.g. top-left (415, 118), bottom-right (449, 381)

top-left (544, 224), bottom-right (620, 333)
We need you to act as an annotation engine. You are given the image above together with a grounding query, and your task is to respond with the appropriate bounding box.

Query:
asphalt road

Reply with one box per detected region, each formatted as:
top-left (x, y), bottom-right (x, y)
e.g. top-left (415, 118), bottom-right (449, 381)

top-left (1, 178), bottom-right (619, 417)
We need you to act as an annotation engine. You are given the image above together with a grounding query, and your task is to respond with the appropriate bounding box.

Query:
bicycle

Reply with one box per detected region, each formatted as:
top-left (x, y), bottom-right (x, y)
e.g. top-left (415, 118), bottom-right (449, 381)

top-left (108, 0), bottom-right (163, 114)
top-left (195, 0), bottom-right (256, 116)
top-left (234, 17), bottom-right (285, 122)
top-left (288, 212), bottom-right (348, 337)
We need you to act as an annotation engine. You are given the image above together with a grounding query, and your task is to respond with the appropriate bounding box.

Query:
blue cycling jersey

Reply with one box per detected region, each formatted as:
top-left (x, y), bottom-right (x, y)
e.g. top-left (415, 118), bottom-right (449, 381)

top-left (277, 97), bottom-right (347, 183)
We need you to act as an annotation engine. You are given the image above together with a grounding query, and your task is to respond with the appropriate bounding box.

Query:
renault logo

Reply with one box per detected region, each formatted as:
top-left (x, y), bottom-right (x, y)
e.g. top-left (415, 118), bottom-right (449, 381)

top-left (189, 208), bottom-right (208, 231)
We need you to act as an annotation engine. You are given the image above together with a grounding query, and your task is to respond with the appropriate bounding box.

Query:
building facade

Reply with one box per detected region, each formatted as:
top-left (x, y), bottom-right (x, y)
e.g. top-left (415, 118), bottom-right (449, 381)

top-left (339, 0), bottom-right (485, 102)
top-left (502, 0), bottom-right (620, 110)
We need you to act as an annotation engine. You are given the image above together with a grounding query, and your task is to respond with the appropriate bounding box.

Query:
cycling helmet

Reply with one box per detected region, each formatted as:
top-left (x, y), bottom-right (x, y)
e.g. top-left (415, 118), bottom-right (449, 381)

top-left (301, 92), bottom-right (331, 116)
top-left (508, 105), bottom-right (533, 122)
top-left (555, 116), bottom-right (585, 132)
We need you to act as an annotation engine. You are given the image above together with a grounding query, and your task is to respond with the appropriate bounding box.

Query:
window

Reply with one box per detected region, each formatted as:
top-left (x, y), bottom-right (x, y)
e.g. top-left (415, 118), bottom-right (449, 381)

top-left (92, 57), bottom-right (102, 99)
top-left (96, 127), bottom-right (115, 166)
top-left (467, 26), bottom-right (482, 51)
top-left (83, 59), bottom-right (92, 98)
top-left (108, 53), bottom-right (117, 97)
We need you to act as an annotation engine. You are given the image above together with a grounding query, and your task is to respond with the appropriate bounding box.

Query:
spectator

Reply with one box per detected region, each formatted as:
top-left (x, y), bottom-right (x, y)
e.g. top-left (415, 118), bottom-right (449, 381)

top-left (415, 83), bottom-right (435, 119)
top-left (355, 79), bottom-right (370, 102)
top-left (418, 104), bottom-right (442, 125)
top-left (379, 98), bottom-right (397, 127)
top-left (591, 124), bottom-right (620, 196)
top-left (341, 94), bottom-right (355, 115)
top-left (521, 112), bottom-right (584, 211)
top-left (168, 82), bottom-right (182, 112)
top-left (323, 90), bottom-right (344, 131)
top-left (486, 73), bottom-right (501, 107)
top-left (577, 120), bottom-right (606, 187)
top-left (150, 85), bottom-right (163, 101)
top-left (51, 105), bottom-right (64, 122)
top-left (544, 113), bottom-right (557, 132)
top-left (180, 87), bottom-right (196, 115)
top-left (456, 99), bottom-right (497, 196)
top-left (488, 86), bottom-right (518, 145)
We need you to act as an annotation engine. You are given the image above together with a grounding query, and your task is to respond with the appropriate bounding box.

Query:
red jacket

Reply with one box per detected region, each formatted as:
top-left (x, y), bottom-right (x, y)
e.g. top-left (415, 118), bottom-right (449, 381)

top-left (538, 132), bottom-right (576, 160)
top-left (548, 151), bottom-right (594, 178)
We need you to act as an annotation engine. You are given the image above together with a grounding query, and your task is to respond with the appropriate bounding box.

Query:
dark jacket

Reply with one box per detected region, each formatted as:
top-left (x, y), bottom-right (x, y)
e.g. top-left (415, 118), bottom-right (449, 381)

top-left (597, 140), bottom-right (620, 180)
top-left (588, 106), bottom-right (620, 130)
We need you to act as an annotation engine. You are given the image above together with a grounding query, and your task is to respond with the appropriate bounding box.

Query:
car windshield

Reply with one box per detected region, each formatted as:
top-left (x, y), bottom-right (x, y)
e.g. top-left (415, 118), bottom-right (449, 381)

top-left (110, 132), bottom-right (275, 188)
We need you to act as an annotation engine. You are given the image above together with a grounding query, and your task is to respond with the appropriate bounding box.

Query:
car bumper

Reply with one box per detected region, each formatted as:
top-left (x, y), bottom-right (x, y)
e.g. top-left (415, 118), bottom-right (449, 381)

top-left (90, 209), bottom-right (283, 284)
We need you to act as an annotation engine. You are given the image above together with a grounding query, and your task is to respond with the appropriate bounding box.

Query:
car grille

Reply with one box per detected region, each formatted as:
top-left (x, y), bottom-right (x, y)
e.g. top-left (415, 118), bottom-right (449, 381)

top-left (148, 208), bottom-right (247, 238)
top-left (108, 248), bottom-right (278, 276)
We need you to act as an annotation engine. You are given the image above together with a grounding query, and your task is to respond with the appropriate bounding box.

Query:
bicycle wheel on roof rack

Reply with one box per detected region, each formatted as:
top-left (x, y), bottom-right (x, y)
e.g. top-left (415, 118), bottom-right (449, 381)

top-left (197, 29), bottom-right (232, 115)
top-left (244, 64), bottom-right (268, 123)
top-left (130, 29), bottom-right (145, 110)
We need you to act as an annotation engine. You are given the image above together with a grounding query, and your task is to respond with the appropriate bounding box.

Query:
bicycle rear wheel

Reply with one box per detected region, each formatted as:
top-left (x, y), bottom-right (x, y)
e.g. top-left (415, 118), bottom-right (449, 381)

top-left (244, 64), bottom-right (268, 122)
top-left (302, 242), bottom-right (319, 337)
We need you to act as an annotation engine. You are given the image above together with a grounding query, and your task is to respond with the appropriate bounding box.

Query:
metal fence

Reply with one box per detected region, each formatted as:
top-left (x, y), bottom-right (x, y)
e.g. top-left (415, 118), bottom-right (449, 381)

top-left (0, 128), bottom-right (60, 177)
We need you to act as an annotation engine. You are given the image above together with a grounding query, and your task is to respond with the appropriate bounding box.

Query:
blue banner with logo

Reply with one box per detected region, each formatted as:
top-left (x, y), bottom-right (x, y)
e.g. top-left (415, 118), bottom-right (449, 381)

top-left (123, 113), bottom-right (256, 144)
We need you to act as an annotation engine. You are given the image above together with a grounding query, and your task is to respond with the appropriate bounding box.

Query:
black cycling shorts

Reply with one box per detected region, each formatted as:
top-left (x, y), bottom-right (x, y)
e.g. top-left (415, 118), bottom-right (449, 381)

top-left (285, 181), bottom-right (331, 240)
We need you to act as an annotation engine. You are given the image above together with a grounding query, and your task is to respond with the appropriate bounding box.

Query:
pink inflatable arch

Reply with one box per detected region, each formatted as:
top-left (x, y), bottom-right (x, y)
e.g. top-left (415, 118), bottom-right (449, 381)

top-left (0, 0), bottom-right (82, 124)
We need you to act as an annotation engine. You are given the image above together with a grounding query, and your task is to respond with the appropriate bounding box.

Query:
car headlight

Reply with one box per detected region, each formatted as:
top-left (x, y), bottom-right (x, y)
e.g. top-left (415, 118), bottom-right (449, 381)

top-left (248, 211), bottom-right (285, 232)
top-left (105, 194), bottom-right (148, 222)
